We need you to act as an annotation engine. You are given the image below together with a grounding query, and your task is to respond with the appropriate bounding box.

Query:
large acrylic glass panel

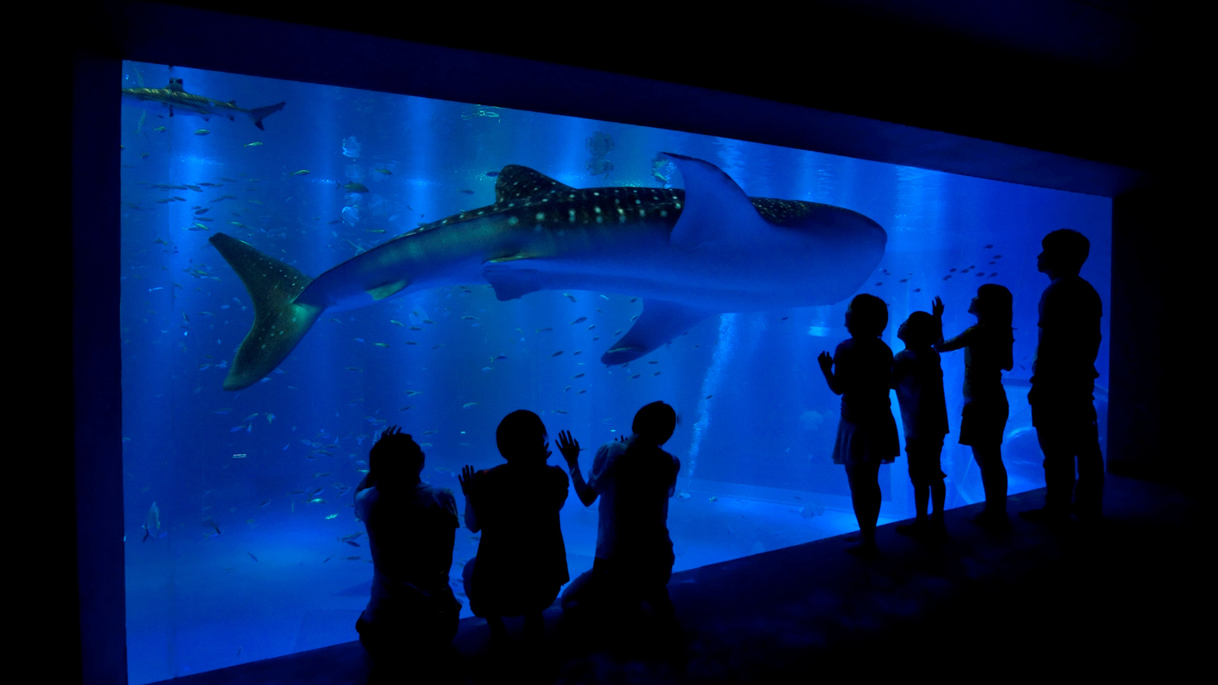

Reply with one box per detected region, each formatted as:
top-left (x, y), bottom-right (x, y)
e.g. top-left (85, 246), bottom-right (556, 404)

top-left (120, 61), bottom-right (1111, 682)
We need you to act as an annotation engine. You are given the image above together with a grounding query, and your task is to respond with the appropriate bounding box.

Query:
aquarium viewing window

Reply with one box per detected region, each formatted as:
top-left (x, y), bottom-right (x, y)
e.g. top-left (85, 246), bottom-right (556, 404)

top-left (119, 60), bottom-right (1110, 683)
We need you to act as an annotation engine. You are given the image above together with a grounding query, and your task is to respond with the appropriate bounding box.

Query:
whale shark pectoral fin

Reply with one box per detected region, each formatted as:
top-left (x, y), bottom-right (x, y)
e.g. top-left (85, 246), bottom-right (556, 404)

top-left (663, 152), bottom-right (768, 251)
top-left (209, 233), bottom-right (322, 390)
top-left (482, 256), bottom-right (545, 301)
top-left (601, 300), bottom-right (710, 365)
top-left (367, 279), bottom-right (409, 301)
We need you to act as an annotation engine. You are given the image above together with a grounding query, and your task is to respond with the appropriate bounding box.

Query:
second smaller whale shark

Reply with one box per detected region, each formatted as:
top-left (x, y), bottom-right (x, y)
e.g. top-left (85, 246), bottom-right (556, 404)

top-left (122, 78), bottom-right (286, 130)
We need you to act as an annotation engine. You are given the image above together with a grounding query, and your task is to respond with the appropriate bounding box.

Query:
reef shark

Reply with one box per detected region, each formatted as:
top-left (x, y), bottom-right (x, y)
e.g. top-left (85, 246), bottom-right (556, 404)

top-left (209, 153), bottom-right (886, 390)
top-left (122, 78), bottom-right (286, 130)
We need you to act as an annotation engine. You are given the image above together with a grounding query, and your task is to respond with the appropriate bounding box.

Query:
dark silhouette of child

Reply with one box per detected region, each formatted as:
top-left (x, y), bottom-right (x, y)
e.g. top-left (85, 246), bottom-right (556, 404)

top-left (557, 401), bottom-right (681, 625)
top-left (892, 309), bottom-right (950, 539)
top-left (936, 285), bottom-right (1015, 531)
top-left (819, 294), bottom-right (900, 558)
top-left (458, 410), bottom-right (569, 642)
top-left (354, 426), bottom-right (461, 664)
top-left (1020, 229), bottom-right (1104, 525)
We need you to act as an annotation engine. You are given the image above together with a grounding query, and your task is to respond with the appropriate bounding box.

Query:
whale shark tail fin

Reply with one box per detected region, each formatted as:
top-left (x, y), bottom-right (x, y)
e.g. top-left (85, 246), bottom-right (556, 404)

top-left (249, 101), bottom-right (285, 131)
top-left (209, 233), bottom-right (321, 390)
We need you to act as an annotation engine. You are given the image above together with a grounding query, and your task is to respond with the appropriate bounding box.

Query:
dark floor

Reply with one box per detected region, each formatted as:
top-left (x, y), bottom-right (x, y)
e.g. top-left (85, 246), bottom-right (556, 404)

top-left (162, 473), bottom-right (1201, 684)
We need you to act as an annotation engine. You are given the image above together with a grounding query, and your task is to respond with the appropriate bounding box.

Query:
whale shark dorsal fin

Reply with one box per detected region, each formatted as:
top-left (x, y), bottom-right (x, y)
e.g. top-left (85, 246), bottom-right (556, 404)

top-left (494, 165), bottom-right (574, 204)
top-left (601, 300), bottom-right (711, 365)
top-left (664, 152), bottom-right (767, 250)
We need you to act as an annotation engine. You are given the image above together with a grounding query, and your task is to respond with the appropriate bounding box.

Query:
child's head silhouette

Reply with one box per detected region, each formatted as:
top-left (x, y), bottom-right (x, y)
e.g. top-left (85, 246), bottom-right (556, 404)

top-left (846, 294), bottom-right (888, 338)
top-left (970, 284), bottom-right (1013, 327)
top-left (1039, 228), bottom-right (1090, 276)
top-left (632, 401), bottom-right (677, 446)
top-left (898, 311), bottom-right (939, 348)
top-left (496, 410), bottom-right (549, 464)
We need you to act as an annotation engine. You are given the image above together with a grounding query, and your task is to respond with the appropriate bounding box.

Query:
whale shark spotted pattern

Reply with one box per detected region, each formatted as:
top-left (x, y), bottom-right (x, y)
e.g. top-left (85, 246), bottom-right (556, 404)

top-left (209, 153), bottom-right (886, 390)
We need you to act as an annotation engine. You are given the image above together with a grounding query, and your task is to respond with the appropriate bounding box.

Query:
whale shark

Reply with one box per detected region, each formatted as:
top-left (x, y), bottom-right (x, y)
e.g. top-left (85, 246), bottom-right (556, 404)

top-left (209, 153), bottom-right (886, 390)
top-left (122, 78), bottom-right (286, 130)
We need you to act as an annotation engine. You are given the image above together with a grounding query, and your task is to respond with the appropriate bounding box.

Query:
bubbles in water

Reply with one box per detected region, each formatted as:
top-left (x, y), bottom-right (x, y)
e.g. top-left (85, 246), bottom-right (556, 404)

top-left (342, 136), bottom-right (361, 158)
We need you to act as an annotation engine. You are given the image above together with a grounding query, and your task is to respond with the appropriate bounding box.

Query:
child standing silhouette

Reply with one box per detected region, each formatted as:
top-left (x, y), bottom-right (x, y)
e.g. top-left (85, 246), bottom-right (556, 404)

top-left (819, 294), bottom-right (900, 558)
top-left (892, 309), bottom-right (950, 539)
top-left (935, 286), bottom-right (1014, 530)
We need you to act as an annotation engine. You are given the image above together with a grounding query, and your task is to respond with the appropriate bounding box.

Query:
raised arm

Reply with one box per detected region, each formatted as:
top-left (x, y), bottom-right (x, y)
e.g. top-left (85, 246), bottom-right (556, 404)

top-left (559, 430), bottom-right (598, 507)
top-left (458, 465), bottom-right (480, 532)
top-left (819, 350), bottom-right (844, 395)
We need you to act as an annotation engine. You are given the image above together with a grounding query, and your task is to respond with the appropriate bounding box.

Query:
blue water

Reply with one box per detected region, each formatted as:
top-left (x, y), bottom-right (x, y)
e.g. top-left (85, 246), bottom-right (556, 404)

top-left (119, 61), bottom-right (1111, 683)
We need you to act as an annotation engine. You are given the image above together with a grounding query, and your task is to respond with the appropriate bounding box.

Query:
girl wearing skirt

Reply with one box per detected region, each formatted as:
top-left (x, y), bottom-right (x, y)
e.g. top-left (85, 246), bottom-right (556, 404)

top-left (819, 294), bottom-right (900, 558)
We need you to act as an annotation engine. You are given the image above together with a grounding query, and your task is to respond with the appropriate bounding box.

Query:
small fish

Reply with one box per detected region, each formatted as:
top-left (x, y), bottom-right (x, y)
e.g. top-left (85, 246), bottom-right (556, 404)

top-left (154, 126), bottom-right (167, 132)
top-left (325, 514), bottom-right (338, 520)
top-left (630, 374), bottom-right (641, 379)
top-left (260, 500), bottom-right (271, 507)
top-left (551, 351), bottom-right (563, 357)
top-left (344, 556), bottom-right (361, 561)
top-left (577, 389), bottom-right (586, 394)
top-left (573, 373), bottom-right (585, 379)
top-left (459, 189), bottom-right (474, 195)
top-left (572, 316), bottom-right (587, 324)
top-left (537, 327), bottom-right (553, 332)
top-left (705, 395), bottom-right (713, 400)
top-left (486, 171), bottom-right (499, 177)
top-left (308, 498), bottom-right (327, 504)
top-left (290, 169), bottom-right (309, 176)
top-left (554, 410), bottom-right (568, 414)
top-left (564, 293), bottom-right (577, 302)
top-left (248, 552), bottom-right (259, 562)
top-left (374, 168), bottom-right (393, 175)
top-left (337, 182), bottom-right (369, 193)
top-left (194, 129), bottom-right (209, 135)
top-left (984, 244), bottom-right (993, 249)
top-left (345, 540), bottom-right (360, 547)
top-left (463, 402), bottom-right (479, 408)
top-left (461, 315), bottom-right (479, 321)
